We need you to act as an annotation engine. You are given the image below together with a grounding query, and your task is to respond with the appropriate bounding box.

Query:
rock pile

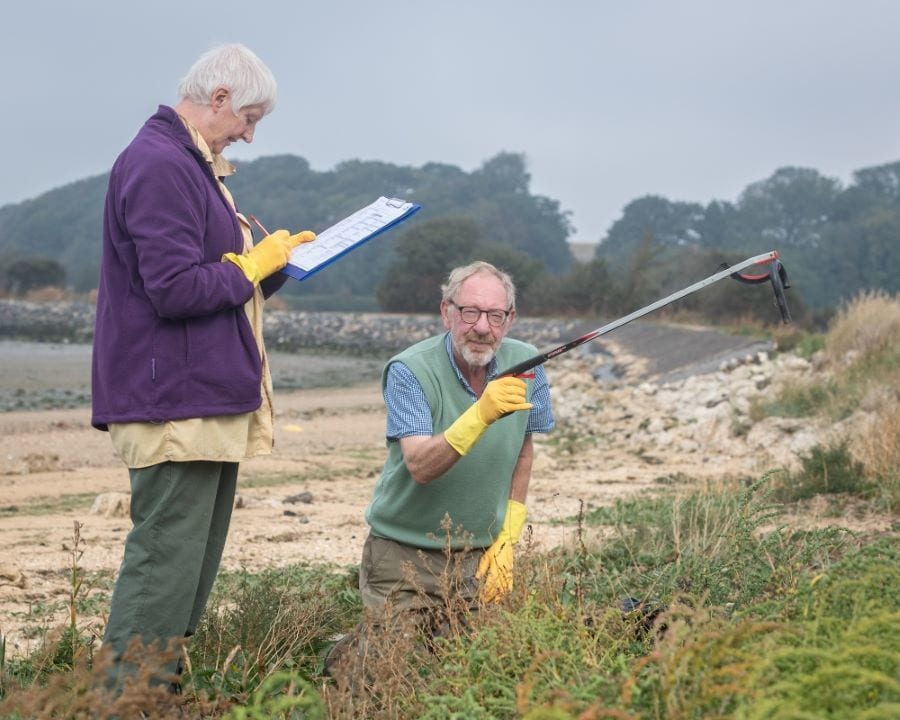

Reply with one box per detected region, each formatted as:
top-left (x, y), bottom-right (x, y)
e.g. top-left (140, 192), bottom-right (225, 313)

top-left (547, 345), bottom-right (830, 475)
top-left (0, 300), bottom-right (96, 344)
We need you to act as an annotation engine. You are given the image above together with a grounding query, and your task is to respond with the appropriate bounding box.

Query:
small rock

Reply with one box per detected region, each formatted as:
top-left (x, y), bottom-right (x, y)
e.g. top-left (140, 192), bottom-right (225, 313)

top-left (90, 492), bottom-right (130, 518)
top-left (284, 491), bottom-right (314, 504)
top-left (0, 563), bottom-right (26, 588)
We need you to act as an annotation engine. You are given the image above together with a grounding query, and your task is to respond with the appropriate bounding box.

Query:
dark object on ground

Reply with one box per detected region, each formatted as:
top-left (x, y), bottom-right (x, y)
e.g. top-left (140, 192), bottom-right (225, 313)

top-left (620, 596), bottom-right (667, 636)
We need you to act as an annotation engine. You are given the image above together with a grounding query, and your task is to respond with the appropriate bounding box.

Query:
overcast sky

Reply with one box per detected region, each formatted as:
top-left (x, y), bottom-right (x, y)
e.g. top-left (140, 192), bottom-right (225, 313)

top-left (4, 0), bottom-right (899, 243)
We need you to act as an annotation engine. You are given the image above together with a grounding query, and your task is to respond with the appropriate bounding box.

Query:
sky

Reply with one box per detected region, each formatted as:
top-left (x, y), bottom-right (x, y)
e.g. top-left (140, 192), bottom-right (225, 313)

top-left (4, 0), bottom-right (900, 244)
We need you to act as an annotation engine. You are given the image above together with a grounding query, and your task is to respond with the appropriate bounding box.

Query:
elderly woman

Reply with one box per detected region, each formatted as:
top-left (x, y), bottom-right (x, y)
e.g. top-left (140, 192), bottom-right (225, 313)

top-left (92, 44), bottom-right (315, 686)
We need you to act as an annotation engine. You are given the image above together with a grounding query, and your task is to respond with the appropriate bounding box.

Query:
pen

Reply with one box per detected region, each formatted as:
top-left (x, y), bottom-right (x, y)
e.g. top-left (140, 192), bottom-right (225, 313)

top-left (248, 214), bottom-right (270, 236)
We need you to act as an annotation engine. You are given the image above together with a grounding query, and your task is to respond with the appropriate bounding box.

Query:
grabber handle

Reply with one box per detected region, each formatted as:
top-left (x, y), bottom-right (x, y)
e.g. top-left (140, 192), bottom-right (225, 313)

top-left (500, 355), bottom-right (547, 378)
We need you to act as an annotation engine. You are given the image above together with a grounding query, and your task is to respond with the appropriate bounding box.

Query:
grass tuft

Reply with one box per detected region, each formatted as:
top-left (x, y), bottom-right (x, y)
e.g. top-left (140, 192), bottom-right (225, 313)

top-left (770, 441), bottom-right (868, 502)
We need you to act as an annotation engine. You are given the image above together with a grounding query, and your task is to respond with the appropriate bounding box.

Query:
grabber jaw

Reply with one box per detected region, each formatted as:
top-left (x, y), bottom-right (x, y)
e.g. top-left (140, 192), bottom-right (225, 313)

top-left (725, 250), bottom-right (792, 324)
top-left (768, 258), bottom-right (792, 324)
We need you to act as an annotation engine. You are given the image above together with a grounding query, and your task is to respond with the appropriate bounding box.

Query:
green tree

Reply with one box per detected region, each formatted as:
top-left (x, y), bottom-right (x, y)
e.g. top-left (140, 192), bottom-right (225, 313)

top-left (850, 160), bottom-right (900, 202)
top-left (1, 255), bottom-right (66, 296)
top-left (469, 153), bottom-right (574, 273)
top-left (607, 231), bottom-right (669, 312)
top-left (595, 195), bottom-right (706, 269)
top-left (477, 244), bottom-right (547, 307)
top-left (526, 258), bottom-right (612, 316)
top-left (732, 166), bottom-right (841, 250)
top-left (376, 218), bottom-right (481, 312)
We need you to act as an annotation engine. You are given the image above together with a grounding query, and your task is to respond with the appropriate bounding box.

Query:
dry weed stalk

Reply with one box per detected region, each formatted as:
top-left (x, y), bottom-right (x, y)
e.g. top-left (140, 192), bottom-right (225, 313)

top-left (853, 400), bottom-right (900, 510)
top-left (826, 289), bottom-right (900, 363)
top-left (0, 639), bottom-right (186, 719)
top-left (68, 520), bottom-right (87, 670)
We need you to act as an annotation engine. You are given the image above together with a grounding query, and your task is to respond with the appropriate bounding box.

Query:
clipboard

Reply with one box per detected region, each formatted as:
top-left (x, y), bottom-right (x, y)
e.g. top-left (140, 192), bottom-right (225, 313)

top-left (281, 196), bottom-right (422, 281)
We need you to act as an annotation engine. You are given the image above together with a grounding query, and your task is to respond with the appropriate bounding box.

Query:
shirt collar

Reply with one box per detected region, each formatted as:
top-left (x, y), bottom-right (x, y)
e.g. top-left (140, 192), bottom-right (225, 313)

top-left (442, 332), bottom-right (498, 395)
top-left (177, 114), bottom-right (236, 179)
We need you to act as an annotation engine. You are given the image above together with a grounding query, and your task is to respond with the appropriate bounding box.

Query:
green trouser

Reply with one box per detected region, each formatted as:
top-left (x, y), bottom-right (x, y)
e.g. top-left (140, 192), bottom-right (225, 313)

top-left (103, 460), bottom-right (238, 685)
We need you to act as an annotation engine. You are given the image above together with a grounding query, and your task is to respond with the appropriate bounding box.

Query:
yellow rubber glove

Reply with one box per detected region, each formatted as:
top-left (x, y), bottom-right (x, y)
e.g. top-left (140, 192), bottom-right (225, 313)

top-left (223, 229), bottom-right (316, 285)
top-left (477, 499), bottom-right (527, 603)
top-left (444, 376), bottom-right (532, 456)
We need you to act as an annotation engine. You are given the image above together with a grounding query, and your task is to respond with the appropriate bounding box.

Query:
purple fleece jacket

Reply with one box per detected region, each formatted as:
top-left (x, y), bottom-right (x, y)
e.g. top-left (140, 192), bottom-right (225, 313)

top-left (91, 105), bottom-right (287, 431)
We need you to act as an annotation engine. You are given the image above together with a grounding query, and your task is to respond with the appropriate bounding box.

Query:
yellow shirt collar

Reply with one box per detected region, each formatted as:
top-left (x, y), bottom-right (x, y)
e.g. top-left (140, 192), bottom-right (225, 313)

top-left (177, 114), bottom-right (236, 179)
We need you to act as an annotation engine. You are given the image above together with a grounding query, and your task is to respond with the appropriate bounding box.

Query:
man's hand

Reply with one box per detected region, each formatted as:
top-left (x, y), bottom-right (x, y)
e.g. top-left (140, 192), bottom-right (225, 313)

top-left (477, 499), bottom-right (527, 603)
top-left (223, 229), bottom-right (316, 285)
top-left (444, 376), bottom-right (532, 456)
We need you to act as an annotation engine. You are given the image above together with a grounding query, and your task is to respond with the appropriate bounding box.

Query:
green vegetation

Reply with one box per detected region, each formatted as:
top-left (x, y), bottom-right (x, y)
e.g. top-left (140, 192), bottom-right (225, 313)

top-left (770, 442), bottom-right (868, 502)
top-left (0, 256), bottom-right (66, 297)
top-left (1, 475), bottom-right (895, 718)
top-left (0, 492), bottom-right (96, 518)
top-left (753, 291), bottom-right (900, 511)
top-left (187, 565), bottom-right (360, 704)
top-left (1, 154), bottom-right (897, 324)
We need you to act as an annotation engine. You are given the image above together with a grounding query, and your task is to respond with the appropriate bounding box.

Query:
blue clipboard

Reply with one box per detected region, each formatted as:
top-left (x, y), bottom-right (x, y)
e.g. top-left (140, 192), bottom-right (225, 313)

top-left (281, 196), bottom-right (422, 282)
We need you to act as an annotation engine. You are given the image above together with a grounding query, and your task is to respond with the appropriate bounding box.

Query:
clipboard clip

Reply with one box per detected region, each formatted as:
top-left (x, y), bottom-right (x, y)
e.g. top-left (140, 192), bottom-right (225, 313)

top-left (385, 197), bottom-right (406, 208)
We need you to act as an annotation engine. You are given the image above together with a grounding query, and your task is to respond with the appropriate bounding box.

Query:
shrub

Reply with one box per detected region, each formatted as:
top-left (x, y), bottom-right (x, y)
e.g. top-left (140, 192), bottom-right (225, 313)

top-left (755, 290), bottom-right (899, 425)
top-left (626, 540), bottom-right (900, 719)
top-left (853, 400), bottom-right (900, 512)
top-left (826, 290), bottom-right (900, 364)
top-left (576, 479), bottom-right (850, 610)
top-left (770, 441), bottom-right (868, 503)
top-left (188, 565), bottom-right (360, 700)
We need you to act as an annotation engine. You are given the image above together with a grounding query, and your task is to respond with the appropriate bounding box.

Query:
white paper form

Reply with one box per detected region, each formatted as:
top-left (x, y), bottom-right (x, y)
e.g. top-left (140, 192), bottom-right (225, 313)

top-left (283, 196), bottom-right (421, 281)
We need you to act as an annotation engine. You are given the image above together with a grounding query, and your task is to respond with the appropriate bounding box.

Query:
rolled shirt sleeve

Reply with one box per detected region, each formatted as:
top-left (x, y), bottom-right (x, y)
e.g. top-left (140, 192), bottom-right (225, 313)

top-left (384, 361), bottom-right (555, 440)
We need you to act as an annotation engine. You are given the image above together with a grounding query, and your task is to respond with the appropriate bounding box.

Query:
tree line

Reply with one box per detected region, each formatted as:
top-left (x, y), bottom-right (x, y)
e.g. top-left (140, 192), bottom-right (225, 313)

top-left (0, 154), bottom-right (897, 327)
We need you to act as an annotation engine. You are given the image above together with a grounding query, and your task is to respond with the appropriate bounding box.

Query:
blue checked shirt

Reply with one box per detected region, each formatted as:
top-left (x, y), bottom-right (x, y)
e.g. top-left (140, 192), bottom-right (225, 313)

top-left (385, 333), bottom-right (555, 440)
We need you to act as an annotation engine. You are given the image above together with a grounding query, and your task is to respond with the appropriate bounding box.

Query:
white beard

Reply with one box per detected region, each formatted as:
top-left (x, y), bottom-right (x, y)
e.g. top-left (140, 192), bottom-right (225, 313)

top-left (460, 343), bottom-right (495, 368)
top-left (457, 331), bottom-right (498, 368)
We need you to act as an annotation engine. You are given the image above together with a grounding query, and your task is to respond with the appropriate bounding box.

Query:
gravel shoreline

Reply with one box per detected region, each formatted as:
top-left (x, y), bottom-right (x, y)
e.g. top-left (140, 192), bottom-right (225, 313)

top-left (0, 300), bottom-right (584, 412)
top-left (0, 299), bottom-right (581, 354)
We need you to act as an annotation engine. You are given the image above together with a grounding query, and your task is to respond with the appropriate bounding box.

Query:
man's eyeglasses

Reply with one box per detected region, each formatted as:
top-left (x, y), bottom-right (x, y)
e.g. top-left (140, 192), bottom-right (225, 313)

top-left (449, 302), bottom-right (511, 328)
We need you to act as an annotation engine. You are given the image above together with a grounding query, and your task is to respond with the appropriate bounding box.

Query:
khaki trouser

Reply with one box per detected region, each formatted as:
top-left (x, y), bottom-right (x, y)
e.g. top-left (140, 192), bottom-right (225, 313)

top-left (325, 533), bottom-right (484, 690)
top-left (103, 460), bottom-right (238, 688)
top-left (359, 532), bottom-right (482, 617)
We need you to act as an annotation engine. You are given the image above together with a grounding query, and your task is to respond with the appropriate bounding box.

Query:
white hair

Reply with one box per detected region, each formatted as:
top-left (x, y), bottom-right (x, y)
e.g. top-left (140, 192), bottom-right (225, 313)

top-left (177, 44), bottom-right (277, 115)
top-left (441, 261), bottom-right (517, 311)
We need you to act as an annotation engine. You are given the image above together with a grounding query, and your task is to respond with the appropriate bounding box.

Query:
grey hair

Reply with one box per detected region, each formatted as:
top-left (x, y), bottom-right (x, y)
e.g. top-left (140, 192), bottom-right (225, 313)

top-left (177, 44), bottom-right (277, 115)
top-left (441, 261), bottom-right (517, 311)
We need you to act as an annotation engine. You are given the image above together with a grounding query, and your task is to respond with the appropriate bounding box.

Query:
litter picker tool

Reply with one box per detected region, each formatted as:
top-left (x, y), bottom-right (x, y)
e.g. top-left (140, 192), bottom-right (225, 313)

top-left (499, 250), bottom-right (791, 378)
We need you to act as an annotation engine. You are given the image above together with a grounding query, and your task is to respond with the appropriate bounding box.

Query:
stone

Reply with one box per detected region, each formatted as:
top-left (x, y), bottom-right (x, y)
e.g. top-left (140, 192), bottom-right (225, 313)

top-left (89, 492), bottom-right (130, 518)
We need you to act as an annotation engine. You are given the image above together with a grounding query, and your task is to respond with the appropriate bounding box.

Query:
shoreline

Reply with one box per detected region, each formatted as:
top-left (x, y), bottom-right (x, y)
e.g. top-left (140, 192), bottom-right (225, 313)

top-left (0, 340), bottom-right (387, 412)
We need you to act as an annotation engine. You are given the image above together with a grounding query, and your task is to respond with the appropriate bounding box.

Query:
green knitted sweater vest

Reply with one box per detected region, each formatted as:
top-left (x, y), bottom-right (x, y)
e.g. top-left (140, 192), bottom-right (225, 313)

top-left (365, 334), bottom-right (536, 549)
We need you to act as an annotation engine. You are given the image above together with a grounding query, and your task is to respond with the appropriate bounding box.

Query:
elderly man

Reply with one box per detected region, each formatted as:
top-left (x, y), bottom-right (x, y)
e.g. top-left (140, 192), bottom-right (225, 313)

top-left (92, 44), bottom-right (315, 685)
top-left (362, 260), bottom-right (554, 625)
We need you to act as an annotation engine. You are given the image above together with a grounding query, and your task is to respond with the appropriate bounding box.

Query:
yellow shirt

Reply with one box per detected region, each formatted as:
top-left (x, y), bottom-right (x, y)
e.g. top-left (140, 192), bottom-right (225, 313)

top-left (108, 118), bottom-right (275, 468)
